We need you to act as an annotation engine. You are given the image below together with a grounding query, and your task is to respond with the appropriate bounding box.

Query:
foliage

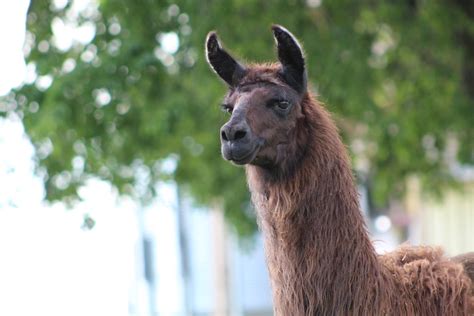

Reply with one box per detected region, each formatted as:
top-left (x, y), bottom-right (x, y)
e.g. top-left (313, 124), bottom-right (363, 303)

top-left (2, 0), bottom-right (473, 236)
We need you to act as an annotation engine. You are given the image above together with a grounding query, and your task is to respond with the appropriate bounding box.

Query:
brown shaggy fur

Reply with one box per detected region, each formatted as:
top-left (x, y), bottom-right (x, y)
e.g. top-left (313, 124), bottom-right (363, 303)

top-left (206, 27), bottom-right (474, 315)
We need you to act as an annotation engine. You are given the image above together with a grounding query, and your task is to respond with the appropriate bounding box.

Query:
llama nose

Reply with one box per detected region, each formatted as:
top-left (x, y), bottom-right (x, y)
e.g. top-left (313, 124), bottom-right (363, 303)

top-left (220, 124), bottom-right (248, 142)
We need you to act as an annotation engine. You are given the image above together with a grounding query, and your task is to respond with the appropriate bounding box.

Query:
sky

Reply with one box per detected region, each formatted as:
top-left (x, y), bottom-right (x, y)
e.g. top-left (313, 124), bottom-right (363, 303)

top-left (0, 0), bottom-right (29, 95)
top-left (0, 117), bottom-right (138, 315)
top-left (0, 1), bottom-right (140, 315)
top-left (0, 117), bottom-right (138, 316)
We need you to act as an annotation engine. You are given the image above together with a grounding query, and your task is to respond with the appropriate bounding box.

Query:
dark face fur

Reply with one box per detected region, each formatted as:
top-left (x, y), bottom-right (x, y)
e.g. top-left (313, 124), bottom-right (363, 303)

top-left (206, 25), bottom-right (307, 169)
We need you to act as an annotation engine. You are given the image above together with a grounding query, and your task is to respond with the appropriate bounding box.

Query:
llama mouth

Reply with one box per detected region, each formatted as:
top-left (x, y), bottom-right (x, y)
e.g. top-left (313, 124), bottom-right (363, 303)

top-left (222, 139), bottom-right (263, 165)
top-left (230, 148), bottom-right (259, 165)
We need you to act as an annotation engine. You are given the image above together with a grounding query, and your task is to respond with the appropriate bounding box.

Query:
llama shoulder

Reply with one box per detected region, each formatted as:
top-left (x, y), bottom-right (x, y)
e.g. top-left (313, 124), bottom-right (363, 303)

top-left (378, 245), bottom-right (473, 314)
top-left (379, 245), bottom-right (470, 287)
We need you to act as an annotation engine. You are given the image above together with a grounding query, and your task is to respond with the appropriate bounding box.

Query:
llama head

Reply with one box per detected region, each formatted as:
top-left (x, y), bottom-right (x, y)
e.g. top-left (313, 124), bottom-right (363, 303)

top-left (206, 25), bottom-right (309, 170)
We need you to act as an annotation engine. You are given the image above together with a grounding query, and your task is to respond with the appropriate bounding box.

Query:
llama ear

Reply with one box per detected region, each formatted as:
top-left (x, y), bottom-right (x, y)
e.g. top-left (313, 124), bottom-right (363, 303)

top-left (272, 25), bottom-right (307, 93)
top-left (206, 32), bottom-right (246, 87)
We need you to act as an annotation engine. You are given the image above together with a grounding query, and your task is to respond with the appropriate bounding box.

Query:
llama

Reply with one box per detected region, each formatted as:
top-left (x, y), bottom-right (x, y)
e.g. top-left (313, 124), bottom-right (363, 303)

top-left (205, 25), bottom-right (474, 315)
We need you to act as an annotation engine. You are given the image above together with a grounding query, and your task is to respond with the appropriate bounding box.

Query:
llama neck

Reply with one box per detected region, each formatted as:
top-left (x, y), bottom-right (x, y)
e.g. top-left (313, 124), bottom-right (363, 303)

top-left (246, 98), bottom-right (385, 315)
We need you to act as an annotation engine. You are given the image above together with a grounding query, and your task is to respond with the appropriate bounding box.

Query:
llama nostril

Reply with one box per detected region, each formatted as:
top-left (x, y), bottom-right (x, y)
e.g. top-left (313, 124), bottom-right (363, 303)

top-left (234, 130), bottom-right (247, 140)
top-left (221, 124), bottom-right (248, 142)
top-left (221, 129), bottom-right (229, 141)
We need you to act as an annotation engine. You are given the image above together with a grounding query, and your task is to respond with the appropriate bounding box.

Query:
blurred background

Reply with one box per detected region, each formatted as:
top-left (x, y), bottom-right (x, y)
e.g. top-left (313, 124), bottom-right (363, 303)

top-left (0, 0), bottom-right (472, 315)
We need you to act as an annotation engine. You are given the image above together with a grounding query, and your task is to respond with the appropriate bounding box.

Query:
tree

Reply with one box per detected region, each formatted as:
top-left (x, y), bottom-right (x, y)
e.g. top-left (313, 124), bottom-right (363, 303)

top-left (2, 0), bottom-right (473, 236)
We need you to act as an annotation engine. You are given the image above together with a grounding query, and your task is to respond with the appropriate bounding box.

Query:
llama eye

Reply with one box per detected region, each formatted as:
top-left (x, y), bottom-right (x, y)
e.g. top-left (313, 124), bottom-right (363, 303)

top-left (275, 100), bottom-right (290, 110)
top-left (221, 104), bottom-right (233, 114)
top-left (268, 99), bottom-right (291, 111)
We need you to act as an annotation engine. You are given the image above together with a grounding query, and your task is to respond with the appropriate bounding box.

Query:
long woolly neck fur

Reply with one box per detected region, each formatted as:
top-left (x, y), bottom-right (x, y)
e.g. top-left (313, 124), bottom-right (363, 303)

top-left (245, 93), bottom-right (387, 315)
